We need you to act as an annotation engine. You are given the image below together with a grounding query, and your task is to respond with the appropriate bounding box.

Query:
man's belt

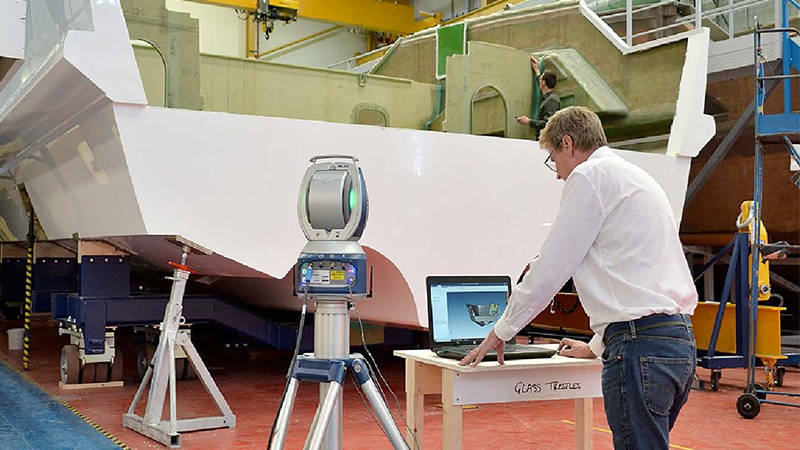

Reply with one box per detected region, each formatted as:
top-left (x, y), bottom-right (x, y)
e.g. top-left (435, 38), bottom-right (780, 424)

top-left (603, 313), bottom-right (692, 345)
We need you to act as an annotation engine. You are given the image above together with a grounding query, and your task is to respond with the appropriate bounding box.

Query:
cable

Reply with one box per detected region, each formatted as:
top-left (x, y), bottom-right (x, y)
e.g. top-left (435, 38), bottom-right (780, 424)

top-left (266, 288), bottom-right (308, 450)
top-left (349, 285), bottom-right (419, 450)
top-left (351, 299), bottom-right (392, 404)
top-left (268, 276), bottom-right (415, 449)
top-left (352, 300), bottom-right (416, 450)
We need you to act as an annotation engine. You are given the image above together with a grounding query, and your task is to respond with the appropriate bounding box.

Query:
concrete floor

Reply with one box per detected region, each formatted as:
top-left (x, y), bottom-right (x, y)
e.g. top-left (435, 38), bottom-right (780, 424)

top-left (1, 319), bottom-right (799, 449)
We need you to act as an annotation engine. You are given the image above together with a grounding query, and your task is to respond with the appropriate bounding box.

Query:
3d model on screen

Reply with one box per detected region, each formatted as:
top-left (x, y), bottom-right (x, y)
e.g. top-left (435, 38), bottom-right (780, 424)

top-left (466, 303), bottom-right (499, 327)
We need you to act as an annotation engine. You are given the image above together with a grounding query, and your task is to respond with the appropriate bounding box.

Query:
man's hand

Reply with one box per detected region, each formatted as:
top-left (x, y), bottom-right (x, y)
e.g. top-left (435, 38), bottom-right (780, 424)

top-left (516, 115), bottom-right (531, 126)
top-left (458, 329), bottom-right (505, 367)
top-left (530, 55), bottom-right (540, 76)
top-left (557, 338), bottom-right (596, 359)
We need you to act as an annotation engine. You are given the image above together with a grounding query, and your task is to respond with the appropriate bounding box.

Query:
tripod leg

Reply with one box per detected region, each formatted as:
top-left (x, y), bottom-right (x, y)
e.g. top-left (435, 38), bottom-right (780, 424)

top-left (271, 377), bottom-right (300, 450)
top-left (302, 401), bottom-right (323, 450)
top-left (127, 365), bottom-right (153, 414)
top-left (360, 377), bottom-right (409, 450)
top-left (143, 338), bottom-right (171, 424)
top-left (307, 381), bottom-right (343, 450)
top-left (168, 341), bottom-right (178, 435)
top-left (179, 334), bottom-right (235, 419)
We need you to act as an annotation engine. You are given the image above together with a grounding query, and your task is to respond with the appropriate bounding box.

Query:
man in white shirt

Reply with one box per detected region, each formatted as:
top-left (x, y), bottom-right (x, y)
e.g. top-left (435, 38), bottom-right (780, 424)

top-left (459, 106), bottom-right (697, 449)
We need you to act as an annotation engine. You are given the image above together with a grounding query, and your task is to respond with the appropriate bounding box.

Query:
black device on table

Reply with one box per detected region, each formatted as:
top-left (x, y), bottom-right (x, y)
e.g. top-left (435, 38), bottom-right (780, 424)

top-left (426, 275), bottom-right (557, 361)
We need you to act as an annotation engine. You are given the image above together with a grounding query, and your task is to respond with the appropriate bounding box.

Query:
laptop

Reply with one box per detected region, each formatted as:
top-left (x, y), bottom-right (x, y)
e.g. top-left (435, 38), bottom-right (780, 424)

top-left (426, 275), bottom-right (557, 361)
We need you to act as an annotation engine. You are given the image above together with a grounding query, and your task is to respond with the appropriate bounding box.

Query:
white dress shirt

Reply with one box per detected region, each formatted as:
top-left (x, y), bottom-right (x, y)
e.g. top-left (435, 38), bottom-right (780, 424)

top-left (493, 146), bottom-right (697, 357)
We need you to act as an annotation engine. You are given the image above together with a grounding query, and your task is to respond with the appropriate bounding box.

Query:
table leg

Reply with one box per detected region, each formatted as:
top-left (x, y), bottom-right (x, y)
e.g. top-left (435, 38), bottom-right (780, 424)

top-left (574, 397), bottom-right (593, 450)
top-left (442, 370), bottom-right (462, 450)
top-left (405, 359), bottom-right (425, 449)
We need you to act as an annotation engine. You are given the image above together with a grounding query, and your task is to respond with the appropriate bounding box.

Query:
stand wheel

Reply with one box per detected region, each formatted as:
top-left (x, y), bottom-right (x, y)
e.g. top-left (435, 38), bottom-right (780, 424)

top-left (137, 345), bottom-right (156, 381)
top-left (80, 362), bottom-right (97, 384)
top-left (775, 367), bottom-right (785, 387)
top-left (110, 347), bottom-right (124, 382)
top-left (60, 345), bottom-right (80, 385)
top-left (752, 384), bottom-right (767, 400)
top-left (710, 370), bottom-right (722, 391)
top-left (737, 393), bottom-right (761, 419)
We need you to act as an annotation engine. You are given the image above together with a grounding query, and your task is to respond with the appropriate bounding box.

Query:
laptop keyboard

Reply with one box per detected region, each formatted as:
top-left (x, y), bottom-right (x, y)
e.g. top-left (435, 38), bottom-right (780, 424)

top-left (434, 343), bottom-right (557, 361)
top-left (438, 343), bottom-right (543, 353)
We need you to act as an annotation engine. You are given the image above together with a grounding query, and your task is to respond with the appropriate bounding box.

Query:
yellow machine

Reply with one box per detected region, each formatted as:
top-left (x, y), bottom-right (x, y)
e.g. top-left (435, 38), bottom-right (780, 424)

top-left (692, 303), bottom-right (785, 360)
top-left (692, 203), bottom-right (788, 390)
top-left (736, 201), bottom-right (771, 301)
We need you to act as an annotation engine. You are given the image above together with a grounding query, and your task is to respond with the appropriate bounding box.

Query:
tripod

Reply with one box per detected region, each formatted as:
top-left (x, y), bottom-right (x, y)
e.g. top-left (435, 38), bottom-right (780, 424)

top-left (270, 297), bottom-right (408, 450)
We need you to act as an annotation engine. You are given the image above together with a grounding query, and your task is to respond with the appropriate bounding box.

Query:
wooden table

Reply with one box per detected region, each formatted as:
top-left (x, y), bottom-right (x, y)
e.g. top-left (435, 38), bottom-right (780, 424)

top-left (394, 345), bottom-right (602, 449)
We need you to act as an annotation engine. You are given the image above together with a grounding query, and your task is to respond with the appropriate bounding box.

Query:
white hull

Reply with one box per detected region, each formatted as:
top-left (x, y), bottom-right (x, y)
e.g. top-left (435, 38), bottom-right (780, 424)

top-left (0, 1), bottom-right (714, 328)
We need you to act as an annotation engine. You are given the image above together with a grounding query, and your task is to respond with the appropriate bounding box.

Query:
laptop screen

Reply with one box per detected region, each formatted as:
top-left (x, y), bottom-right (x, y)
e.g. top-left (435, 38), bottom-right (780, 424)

top-left (426, 276), bottom-right (511, 344)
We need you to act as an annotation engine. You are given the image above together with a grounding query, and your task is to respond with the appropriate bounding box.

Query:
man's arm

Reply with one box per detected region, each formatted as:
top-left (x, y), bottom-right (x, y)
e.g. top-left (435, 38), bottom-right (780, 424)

top-left (493, 172), bottom-right (605, 343)
top-left (530, 55), bottom-right (540, 77)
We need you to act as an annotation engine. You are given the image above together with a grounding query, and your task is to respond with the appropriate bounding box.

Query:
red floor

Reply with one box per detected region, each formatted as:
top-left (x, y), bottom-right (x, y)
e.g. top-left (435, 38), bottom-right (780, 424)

top-left (2, 319), bottom-right (799, 449)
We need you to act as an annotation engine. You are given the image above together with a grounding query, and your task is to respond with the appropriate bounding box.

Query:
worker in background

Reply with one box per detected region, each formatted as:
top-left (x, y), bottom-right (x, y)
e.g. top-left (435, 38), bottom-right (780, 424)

top-left (515, 56), bottom-right (561, 137)
top-left (460, 107), bottom-right (698, 450)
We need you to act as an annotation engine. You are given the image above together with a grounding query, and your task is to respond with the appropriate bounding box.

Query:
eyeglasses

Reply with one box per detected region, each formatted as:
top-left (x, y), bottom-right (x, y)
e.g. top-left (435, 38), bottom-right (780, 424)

top-left (544, 154), bottom-right (557, 173)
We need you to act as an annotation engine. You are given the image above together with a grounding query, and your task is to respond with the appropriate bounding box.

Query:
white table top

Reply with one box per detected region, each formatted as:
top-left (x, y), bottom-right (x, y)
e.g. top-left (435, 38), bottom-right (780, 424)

top-left (394, 344), bottom-right (602, 373)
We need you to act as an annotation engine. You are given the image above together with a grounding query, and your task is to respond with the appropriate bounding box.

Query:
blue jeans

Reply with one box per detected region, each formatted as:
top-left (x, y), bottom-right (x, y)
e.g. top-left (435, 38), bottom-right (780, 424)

top-left (601, 315), bottom-right (696, 450)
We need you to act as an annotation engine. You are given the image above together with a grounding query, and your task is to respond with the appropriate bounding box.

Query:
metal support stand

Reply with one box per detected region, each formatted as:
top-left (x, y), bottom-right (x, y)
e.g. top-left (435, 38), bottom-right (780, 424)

top-left (270, 299), bottom-right (408, 450)
top-left (123, 239), bottom-right (235, 447)
top-left (735, 14), bottom-right (800, 418)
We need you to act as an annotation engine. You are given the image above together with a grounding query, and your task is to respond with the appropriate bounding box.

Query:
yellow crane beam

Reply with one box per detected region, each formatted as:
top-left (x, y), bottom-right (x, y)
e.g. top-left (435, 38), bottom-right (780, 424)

top-left (188, 0), bottom-right (258, 9)
top-left (186, 0), bottom-right (439, 34)
top-left (298, 0), bottom-right (438, 34)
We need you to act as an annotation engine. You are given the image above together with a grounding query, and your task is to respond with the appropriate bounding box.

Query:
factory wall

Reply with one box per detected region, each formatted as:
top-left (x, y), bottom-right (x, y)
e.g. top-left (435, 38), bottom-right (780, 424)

top-left (160, 1), bottom-right (367, 66)
top-left (132, 45), bottom-right (437, 129)
top-left (375, 1), bottom-right (687, 142)
top-left (257, 19), bottom-right (367, 68)
top-left (165, 0), bottom-right (246, 58)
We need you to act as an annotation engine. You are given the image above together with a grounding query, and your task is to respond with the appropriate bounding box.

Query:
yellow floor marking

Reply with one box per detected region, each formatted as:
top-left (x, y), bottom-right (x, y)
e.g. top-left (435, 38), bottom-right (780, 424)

top-left (561, 420), bottom-right (693, 450)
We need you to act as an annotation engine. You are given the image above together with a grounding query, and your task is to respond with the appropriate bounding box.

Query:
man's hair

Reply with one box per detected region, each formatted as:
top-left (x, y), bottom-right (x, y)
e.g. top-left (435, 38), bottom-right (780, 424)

top-left (539, 106), bottom-right (607, 152)
top-left (541, 70), bottom-right (557, 89)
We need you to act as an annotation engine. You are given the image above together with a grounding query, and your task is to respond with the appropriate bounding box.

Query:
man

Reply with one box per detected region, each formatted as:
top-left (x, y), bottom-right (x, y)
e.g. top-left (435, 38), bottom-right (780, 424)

top-left (516, 56), bottom-right (561, 137)
top-left (459, 107), bottom-right (697, 450)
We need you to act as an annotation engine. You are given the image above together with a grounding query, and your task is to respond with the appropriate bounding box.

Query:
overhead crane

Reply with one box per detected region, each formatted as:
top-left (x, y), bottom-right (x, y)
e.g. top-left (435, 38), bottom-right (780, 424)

top-left (189, 0), bottom-right (441, 35)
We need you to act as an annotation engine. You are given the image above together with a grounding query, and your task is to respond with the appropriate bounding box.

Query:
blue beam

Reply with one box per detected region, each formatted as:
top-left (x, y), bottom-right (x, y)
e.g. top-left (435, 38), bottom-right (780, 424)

top-left (699, 355), bottom-right (746, 369)
top-left (783, 0), bottom-right (791, 113)
top-left (789, 38), bottom-right (800, 73)
top-left (757, 113), bottom-right (800, 136)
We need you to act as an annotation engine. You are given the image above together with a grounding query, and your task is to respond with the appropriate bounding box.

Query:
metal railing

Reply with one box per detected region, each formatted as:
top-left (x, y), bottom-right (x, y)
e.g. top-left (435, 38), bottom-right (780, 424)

top-left (582, 0), bottom-right (796, 51)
